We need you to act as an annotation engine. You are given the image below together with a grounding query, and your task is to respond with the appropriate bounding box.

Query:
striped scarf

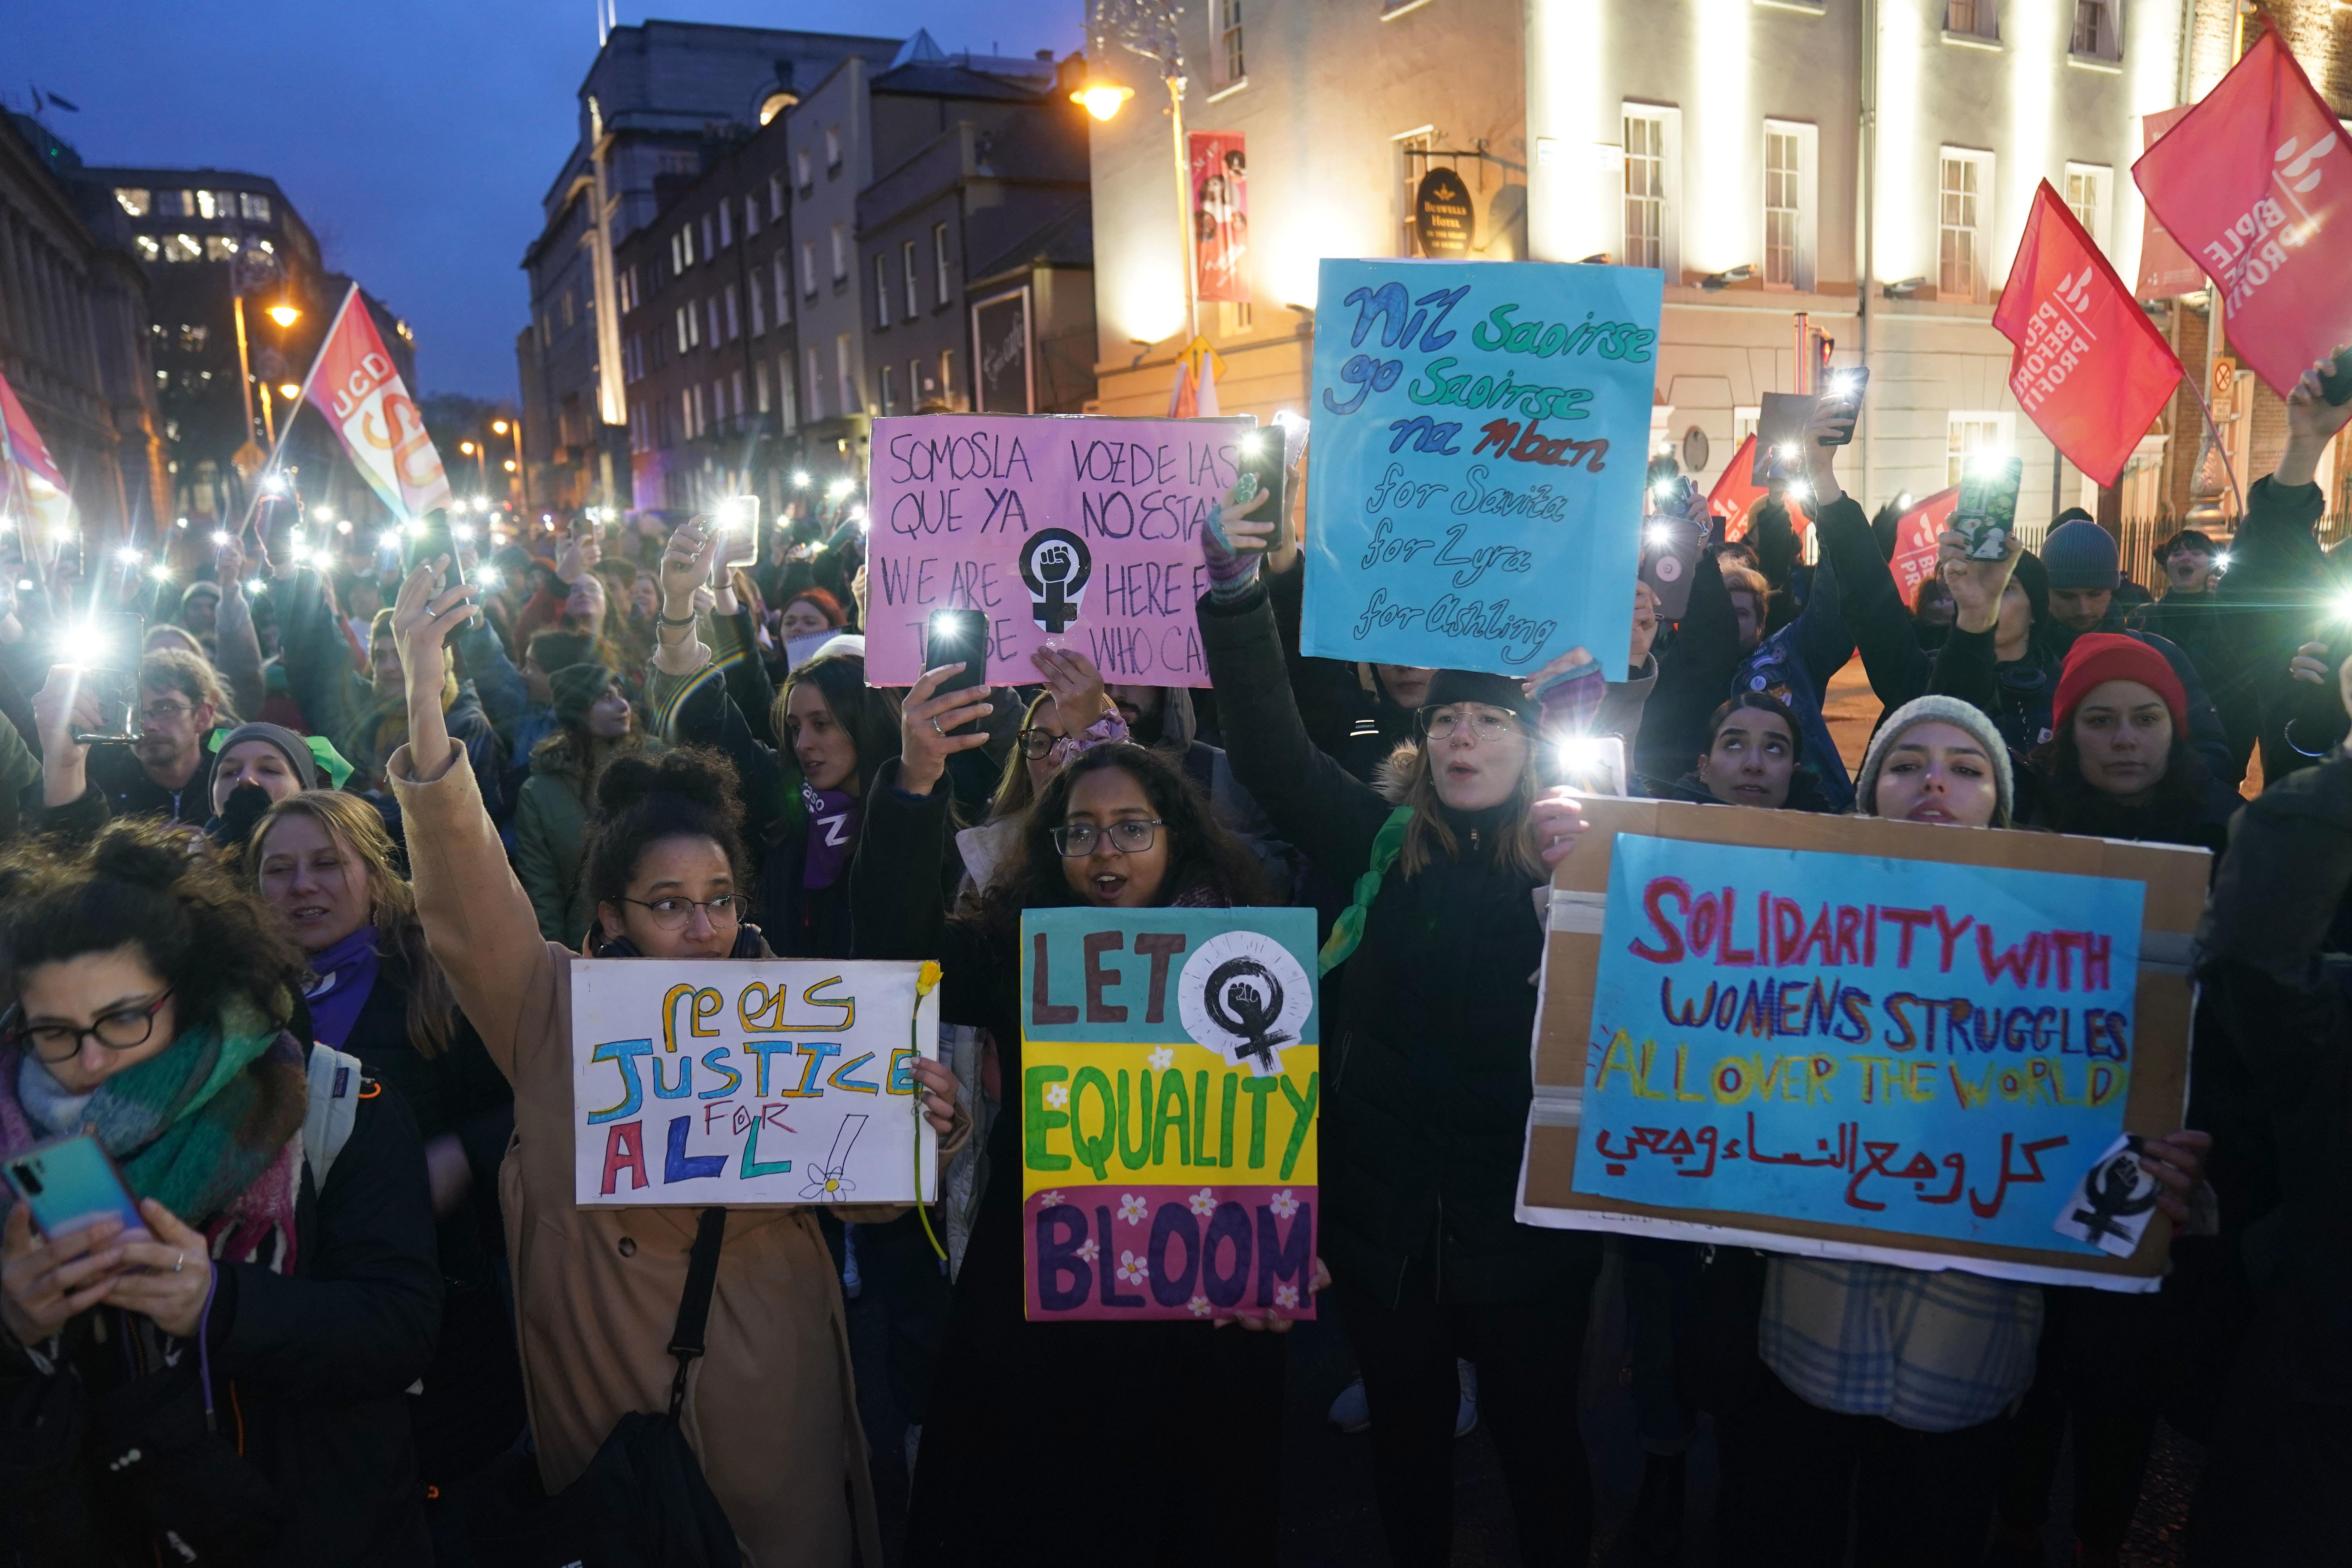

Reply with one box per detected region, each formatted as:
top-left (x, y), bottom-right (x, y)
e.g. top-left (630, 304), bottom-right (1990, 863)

top-left (0, 996), bottom-right (308, 1272)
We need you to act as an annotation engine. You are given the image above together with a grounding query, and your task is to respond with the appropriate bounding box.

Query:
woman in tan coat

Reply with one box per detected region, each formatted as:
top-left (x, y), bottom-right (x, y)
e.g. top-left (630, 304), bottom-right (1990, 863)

top-left (383, 553), bottom-right (965, 1566)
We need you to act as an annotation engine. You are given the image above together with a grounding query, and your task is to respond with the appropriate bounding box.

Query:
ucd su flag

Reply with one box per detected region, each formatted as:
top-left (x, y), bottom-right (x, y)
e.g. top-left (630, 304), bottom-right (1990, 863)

top-left (1994, 181), bottom-right (2181, 489)
top-left (301, 285), bottom-right (450, 518)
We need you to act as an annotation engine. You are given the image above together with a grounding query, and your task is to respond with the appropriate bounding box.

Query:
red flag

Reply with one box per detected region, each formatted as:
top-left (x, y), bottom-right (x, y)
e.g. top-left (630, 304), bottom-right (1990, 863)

top-left (1993, 180), bottom-right (2182, 488)
top-left (2133, 29), bottom-right (2352, 396)
top-left (1189, 131), bottom-right (1248, 304)
top-left (1707, 435), bottom-right (1807, 543)
top-left (1885, 487), bottom-right (1962, 606)
top-left (301, 286), bottom-right (451, 518)
top-left (2134, 107), bottom-right (2203, 298)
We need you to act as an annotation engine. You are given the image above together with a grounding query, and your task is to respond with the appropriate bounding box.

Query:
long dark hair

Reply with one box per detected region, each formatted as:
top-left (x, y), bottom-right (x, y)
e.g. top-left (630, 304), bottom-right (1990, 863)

top-left (2028, 724), bottom-right (2210, 835)
top-left (965, 745), bottom-right (1271, 947)
top-left (580, 747), bottom-right (749, 922)
top-left (1703, 691), bottom-right (1802, 762)
top-left (775, 652), bottom-right (901, 797)
top-left (0, 820), bottom-right (307, 1034)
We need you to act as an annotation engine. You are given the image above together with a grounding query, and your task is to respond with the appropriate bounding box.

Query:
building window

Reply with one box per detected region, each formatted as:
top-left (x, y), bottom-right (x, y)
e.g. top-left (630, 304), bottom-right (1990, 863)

top-left (701, 213), bottom-right (715, 261)
top-left (1623, 113), bottom-right (1666, 270)
top-left (1947, 413), bottom-right (2012, 485)
top-left (802, 242), bottom-right (818, 298)
top-left (825, 125), bottom-right (843, 174)
top-left (744, 194), bottom-right (760, 238)
top-left (114, 187), bottom-right (151, 216)
top-left (933, 222), bottom-right (952, 306)
top-left (561, 290), bottom-right (576, 329)
top-left (911, 358), bottom-right (926, 399)
top-left (1764, 128), bottom-right (1800, 287)
top-left (797, 149), bottom-right (813, 192)
top-left (837, 334), bottom-right (857, 413)
top-left (675, 307), bottom-right (690, 356)
top-left (1220, 1), bottom-right (1245, 85)
top-left (2064, 163), bottom-right (2111, 245)
top-left (939, 349), bottom-right (956, 406)
top-left (718, 203), bottom-right (733, 249)
top-left (681, 387), bottom-right (695, 441)
top-left (806, 346), bottom-right (824, 421)
top-left (776, 255), bottom-right (793, 323)
top-left (1938, 149), bottom-right (1993, 301)
top-left (778, 356), bottom-right (798, 429)
top-left (874, 254), bottom-right (893, 328)
top-left (731, 370), bottom-right (745, 420)
top-left (902, 240), bottom-right (920, 319)
top-left (724, 284), bottom-right (740, 340)
top-left (203, 236), bottom-right (239, 261)
top-left (1221, 300), bottom-right (1254, 334)
top-left (769, 173), bottom-right (786, 221)
top-left (755, 359), bottom-right (771, 414)
top-left (707, 297), bottom-right (721, 346)
top-left (830, 223), bottom-right (849, 283)
top-left (239, 192), bottom-right (271, 222)
top-left (2071, 0), bottom-right (2118, 58)
top-left (750, 283), bottom-right (766, 338)
top-left (1944, 0), bottom-right (1998, 39)
top-left (881, 362), bottom-right (898, 416)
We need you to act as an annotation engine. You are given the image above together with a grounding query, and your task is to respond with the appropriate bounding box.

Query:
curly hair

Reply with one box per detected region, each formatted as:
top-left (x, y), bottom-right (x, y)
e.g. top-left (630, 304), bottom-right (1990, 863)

top-left (580, 746), bottom-right (748, 924)
top-left (250, 791), bottom-right (459, 1057)
top-left (0, 819), bottom-right (307, 1034)
top-left (964, 744), bottom-right (1272, 947)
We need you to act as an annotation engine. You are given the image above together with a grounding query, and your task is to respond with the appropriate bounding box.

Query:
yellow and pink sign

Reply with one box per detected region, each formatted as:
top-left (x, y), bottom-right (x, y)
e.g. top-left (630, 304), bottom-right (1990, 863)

top-left (1020, 909), bottom-right (1319, 1322)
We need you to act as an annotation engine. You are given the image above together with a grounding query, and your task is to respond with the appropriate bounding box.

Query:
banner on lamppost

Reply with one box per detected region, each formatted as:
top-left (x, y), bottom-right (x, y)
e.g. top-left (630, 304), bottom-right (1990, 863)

top-left (300, 285), bottom-right (452, 519)
top-left (1190, 131), bottom-right (1249, 304)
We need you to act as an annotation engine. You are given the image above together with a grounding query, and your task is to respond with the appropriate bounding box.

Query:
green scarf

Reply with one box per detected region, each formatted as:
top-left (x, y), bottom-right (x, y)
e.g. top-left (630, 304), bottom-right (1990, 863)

top-left (1318, 806), bottom-right (1412, 976)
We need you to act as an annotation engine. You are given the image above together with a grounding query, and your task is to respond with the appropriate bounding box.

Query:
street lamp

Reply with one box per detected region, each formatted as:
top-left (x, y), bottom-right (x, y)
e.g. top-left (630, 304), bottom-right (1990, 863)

top-left (490, 417), bottom-right (525, 506)
top-left (1081, 0), bottom-right (1197, 343)
top-left (265, 299), bottom-right (301, 328)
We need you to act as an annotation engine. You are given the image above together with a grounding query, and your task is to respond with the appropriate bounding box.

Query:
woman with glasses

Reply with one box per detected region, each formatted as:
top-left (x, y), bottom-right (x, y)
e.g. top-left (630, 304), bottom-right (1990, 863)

top-left (379, 558), bottom-right (965, 1568)
top-left (0, 820), bottom-right (441, 1566)
top-left (249, 790), bottom-right (525, 1508)
top-left (954, 650), bottom-right (1130, 896)
top-left (850, 661), bottom-right (1292, 1565)
top-left (1196, 497), bottom-right (1592, 1567)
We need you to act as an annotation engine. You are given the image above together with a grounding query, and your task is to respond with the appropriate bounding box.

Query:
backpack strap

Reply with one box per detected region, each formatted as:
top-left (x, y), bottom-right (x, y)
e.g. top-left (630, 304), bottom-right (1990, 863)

top-left (666, 1207), bottom-right (729, 1418)
top-left (302, 1041), bottom-right (365, 1190)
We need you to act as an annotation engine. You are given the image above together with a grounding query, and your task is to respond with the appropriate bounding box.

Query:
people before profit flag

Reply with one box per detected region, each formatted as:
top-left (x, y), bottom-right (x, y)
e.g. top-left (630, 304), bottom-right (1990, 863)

top-left (382, 553), bottom-right (966, 1567)
top-left (0, 822), bottom-right (441, 1566)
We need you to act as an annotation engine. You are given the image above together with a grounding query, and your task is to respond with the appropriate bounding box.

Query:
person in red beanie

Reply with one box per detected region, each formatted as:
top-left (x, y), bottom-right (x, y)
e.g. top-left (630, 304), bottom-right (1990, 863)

top-left (2024, 630), bottom-right (2234, 850)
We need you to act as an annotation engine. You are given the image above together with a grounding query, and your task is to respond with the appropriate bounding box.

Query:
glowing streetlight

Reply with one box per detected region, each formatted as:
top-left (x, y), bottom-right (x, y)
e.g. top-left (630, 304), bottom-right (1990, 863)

top-left (265, 301), bottom-right (301, 328)
top-left (459, 441), bottom-right (477, 456)
top-left (277, 383), bottom-right (299, 401)
top-left (491, 419), bottom-right (510, 436)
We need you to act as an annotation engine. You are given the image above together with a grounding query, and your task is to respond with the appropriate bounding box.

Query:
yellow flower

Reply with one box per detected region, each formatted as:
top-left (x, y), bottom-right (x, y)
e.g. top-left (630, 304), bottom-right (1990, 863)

top-left (916, 960), bottom-right (942, 999)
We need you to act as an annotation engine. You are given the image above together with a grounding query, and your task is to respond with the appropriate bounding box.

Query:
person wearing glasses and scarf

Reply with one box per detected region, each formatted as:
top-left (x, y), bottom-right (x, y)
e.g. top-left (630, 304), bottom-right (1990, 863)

top-left (1193, 490), bottom-right (1592, 1567)
top-left (0, 822), bottom-right (440, 1566)
top-left (379, 556), bottom-right (966, 1568)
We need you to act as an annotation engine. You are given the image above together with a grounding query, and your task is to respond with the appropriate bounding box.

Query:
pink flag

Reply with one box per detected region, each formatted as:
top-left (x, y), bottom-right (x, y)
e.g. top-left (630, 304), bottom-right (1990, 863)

top-left (1994, 180), bottom-right (2182, 488)
top-left (0, 368), bottom-right (73, 536)
top-left (1885, 487), bottom-right (1962, 606)
top-left (2133, 30), bottom-right (2352, 395)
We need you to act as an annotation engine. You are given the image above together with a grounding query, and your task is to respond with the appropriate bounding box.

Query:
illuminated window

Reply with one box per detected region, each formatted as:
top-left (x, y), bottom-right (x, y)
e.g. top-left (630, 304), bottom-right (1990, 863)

top-left (837, 333), bottom-right (857, 412)
top-left (880, 362), bottom-right (898, 416)
top-left (162, 234), bottom-right (201, 263)
top-left (1624, 114), bottom-right (1665, 270)
top-left (933, 223), bottom-right (953, 305)
top-left (831, 223), bottom-right (848, 283)
top-left (874, 254), bottom-right (892, 328)
top-left (2064, 164), bottom-right (2110, 244)
top-left (135, 235), bottom-right (159, 260)
top-left (756, 359), bottom-right (771, 414)
top-left (239, 192), bottom-right (271, 222)
top-left (902, 240), bottom-right (919, 318)
top-left (1220, 2), bottom-right (1245, 84)
top-left (1939, 150), bottom-right (1993, 301)
top-left (801, 241), bottom-right (817, 299)
top-left (114, 188), bottom-right (151, 216)
top-left (1764, 129), bottom-right (1800, 286)
top-left (1944, 0), bottom-right (1997, 39)
top-left (2071, 0), bottom-right (2118, 58)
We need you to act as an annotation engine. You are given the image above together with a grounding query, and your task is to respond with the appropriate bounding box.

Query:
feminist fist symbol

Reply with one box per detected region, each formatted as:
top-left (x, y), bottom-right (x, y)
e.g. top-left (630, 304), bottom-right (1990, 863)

top-left (1205, 957), bottom-right (1294, 1069)
top-left (1019, 528), bottom-right (1092, 635)
top-left (2070, 1142), bottom-right (2158, 1244)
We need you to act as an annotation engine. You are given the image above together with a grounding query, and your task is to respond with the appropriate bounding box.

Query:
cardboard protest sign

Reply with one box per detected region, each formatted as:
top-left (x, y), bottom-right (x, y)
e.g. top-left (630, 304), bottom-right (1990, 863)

top-left (1301, 258), bottom-right (1662, 678)
top-left (865, 413), bottom-right (1250, 687)
top-left (1885, 487), bottom-right (1960, 605)
top-left (1020, 908), bottom-right (1320, 1323)
top-left (571, 960), bottom-right (939, 1207)
top-left (1517, 799), bottom-right (2206, 1291)
top-left (2132, 30), bottom-right (2352, 396)
top-left (1995, 181), bottom-right (2182, 489)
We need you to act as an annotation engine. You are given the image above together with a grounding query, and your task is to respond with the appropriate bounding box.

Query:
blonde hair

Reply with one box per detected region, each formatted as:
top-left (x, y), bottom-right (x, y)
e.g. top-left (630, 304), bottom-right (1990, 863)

top-left (252, 791), bottom-right (457, 1058)
top-left (1720, 563), bottom-right (1770, 612)
top-left (1387, 740), bottom-right (1549, 880)
top-left (985, 691), bottom-right (1058, 825)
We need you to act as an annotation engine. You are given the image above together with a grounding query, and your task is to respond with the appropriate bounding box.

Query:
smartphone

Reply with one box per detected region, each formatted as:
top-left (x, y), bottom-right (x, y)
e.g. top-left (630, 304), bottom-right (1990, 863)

top-left (1952, 456), bottom-right (2025, 560)
top-left (924, 608), bottom-right (988, 715)
top-left (722, 495), bottom-right (762, 570)
top-left (1553, 734), bottom-right (1629, 797)
top-left (1751, 392), bottom-right (1817, 483)
top-left (4, 1132), bottom-right (145, 1241)
top-left (1817, 367), bottom-right (1869, 445)
top-left (72, 611), bottom-right (144, 744)
top-left (403, 511), bottom-right (463, 592)
top-left (1640, 478), bottom-right (1705, 620)
top-left (1232, 422), bottom-right (1288, 540)
top-left (2319, 345), bottom-right (2352, 406)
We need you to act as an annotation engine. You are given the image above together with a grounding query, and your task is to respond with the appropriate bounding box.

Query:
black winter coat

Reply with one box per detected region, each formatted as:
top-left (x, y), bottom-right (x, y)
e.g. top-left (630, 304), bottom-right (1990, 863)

top-left (1200, 584), bottom-right (1595, 1307)
top-left (0, 1062), bottom-right (442, 1568)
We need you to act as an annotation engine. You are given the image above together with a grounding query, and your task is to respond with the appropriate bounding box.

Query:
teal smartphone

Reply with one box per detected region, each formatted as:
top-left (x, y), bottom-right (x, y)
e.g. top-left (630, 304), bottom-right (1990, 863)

top-left (1953, 456), bottom-right (2024, 559)
top-left (4, 1132), bottom-right (144, 1241)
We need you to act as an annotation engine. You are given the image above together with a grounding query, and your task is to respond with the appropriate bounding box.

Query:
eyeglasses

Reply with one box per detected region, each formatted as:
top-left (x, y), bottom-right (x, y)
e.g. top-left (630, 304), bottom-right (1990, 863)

top-left (1051, 819), bottom-right (1164, 857)
top-left (140, 701), bottom-right (192, 726)
top-left (6, 989), bottom-right (174, 1063)
top-left (1016, 728), bottom-right (1063, 761)
top-left (619, 894), bottom-right (746, 931)
top-left (1419, 706), bottom-right (1523, 742)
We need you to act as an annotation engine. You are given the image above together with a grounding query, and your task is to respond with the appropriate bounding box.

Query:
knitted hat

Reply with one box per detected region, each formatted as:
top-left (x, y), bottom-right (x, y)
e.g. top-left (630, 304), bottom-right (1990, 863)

top-left (180, 578), bottom-right (222, 608)
top-left (2053, 632), bottom-right (2185, 739)
top-left (1853, 695), bottom-right (2014, 826)
top-left (212, 721), bottom-right (320, 790)
top-left (550, 662), bottom-right (619, 724)
top-left (1421, 668), bottom-right (1539, 728)
top-left (2011, 548), bottom-right (2051, 628)
top-left (2040, 519), bottom-right (2120, 590)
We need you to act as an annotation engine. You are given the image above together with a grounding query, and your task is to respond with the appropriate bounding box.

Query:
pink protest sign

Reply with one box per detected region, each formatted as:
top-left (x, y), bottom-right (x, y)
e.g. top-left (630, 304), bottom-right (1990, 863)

top-left (865, 413), bottom-right (1250, 687)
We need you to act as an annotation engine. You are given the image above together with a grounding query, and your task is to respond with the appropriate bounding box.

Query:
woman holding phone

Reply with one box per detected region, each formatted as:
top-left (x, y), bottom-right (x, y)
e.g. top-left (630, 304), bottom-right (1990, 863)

top-left (380, 554), bottom-right (966, 1566)
top-left (0, 821), bottom-right (441, 1566)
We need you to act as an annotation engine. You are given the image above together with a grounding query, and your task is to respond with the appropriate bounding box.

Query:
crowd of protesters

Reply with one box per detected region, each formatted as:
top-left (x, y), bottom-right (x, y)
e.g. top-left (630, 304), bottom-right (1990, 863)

top-left (0, 356), bottom-right (2341, 1568)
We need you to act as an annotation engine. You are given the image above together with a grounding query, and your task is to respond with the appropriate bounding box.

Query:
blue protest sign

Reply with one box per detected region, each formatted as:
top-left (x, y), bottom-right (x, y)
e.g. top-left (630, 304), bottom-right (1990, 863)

top-left (1572, 835), bottom-right (2145, 1256)
top-left (1301, 258), bottom-right (1662, 677)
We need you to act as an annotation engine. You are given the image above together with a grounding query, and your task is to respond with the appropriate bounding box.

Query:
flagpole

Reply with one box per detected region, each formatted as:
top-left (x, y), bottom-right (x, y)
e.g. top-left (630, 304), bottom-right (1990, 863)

top-left (233, 283), bottom-right (358, 535)
top-left (2183, 373), bottom-right (2245, 521)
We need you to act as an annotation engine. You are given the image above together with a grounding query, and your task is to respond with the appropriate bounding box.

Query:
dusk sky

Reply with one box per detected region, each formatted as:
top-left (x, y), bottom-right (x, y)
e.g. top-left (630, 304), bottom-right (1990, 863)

top-left (10, 1), bottom-right (1086, 400)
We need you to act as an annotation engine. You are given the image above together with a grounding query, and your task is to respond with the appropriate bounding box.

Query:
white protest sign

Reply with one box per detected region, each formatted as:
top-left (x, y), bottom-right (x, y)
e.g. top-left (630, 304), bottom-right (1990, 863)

top-left (570, 959), bottom-right (939, 1208)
